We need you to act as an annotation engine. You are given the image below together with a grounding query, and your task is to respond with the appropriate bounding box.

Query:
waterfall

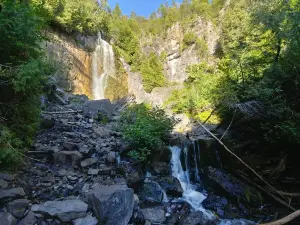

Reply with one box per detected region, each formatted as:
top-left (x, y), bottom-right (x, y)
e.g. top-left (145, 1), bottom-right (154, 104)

top-left (193, 141), bottom-right (200, 182)
top-left (169, 146), bottom-right (214, 218)
top-left (92, 33), bottom-right (116, 100)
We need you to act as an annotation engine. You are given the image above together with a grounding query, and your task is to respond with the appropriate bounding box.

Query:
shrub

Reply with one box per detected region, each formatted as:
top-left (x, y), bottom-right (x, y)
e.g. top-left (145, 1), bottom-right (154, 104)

top-left (182, 32), bottom-right (197, 51)
top-left (118, 104), bottom-right (175, 162)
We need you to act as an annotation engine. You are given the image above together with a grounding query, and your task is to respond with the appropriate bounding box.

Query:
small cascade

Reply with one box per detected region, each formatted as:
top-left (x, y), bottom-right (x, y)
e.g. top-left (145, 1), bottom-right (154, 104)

top-left (92, 33), bottom-right (116, 100)
top-left (193, 141), bottom-right (200, 182)
top-left (169, 146), bottom-right (214, 218)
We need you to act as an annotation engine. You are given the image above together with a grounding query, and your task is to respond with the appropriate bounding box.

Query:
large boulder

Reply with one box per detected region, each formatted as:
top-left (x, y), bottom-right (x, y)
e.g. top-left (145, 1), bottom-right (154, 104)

top-left (18, 211), bottom-right (37, 225)
top-left (73, 215), bottom-right (98, 225)
top-left (32, 200), bottom-right (88, 222)
top-left (118, 162), bottom-right (145, 190)
top-left (202, 195), bottom-right (228, 217)
top-left (7, 199), bottom-right (30, 218)
top-left (204, 167), bottom-right (261, 206)
top-left (87, 184), bottom-right (134, 225)
top-left (151, 162), bottom-right (170, 175)
top-left (0, 212), bottom-right (17, 225)
top-left (53, 151), bottom-right (83, 165)
top-left (157, 177), bottom-right (183, 198)
top-left (140, 206), bottom-right (166, 224)
top-left (139, 180), bottom-right (165, 203)
top-left (0, 188), bottom-right (26, 202)
top-left (83, 100), bottom-right (115, 120)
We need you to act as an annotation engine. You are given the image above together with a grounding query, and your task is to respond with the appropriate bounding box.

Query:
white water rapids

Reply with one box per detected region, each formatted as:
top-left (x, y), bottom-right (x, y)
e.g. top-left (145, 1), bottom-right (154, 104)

top-left (92, 33), bottom-right (116, 100)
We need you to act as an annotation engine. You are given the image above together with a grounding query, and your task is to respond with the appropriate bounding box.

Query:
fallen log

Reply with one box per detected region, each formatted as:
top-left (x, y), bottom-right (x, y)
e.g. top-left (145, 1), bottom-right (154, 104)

top-left (259, 210), bottom-right (300, 225)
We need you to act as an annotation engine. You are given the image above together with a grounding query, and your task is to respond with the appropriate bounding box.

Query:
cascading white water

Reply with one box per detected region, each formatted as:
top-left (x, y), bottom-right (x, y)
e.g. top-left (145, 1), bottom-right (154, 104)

top-left (92, 33), bottom-right (116, 100)
top-left (170, 146), bottom-right (214, 218)
top-left (169, 145), bottom-right (254, 225)
top-left (193, 141), bottom-right (200, 182)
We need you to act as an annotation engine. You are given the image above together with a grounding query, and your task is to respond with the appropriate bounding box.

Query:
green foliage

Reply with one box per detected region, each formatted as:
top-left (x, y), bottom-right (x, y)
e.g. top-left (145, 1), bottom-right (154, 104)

top-left (182, 32), bottom-right (197, 51)
top-left (140, 53), bottom-right (166, 93)
top-left (0, 1), bottom-right (55, 168)
top-left (118, 104), bottom-right (175, 162)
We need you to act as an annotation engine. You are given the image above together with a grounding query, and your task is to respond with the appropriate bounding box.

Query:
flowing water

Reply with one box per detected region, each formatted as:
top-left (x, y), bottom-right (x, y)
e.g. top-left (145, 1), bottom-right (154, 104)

top-left (92, 33), bottom-right (116, 100)
top-left (169, 145), bottom-right (254, 225)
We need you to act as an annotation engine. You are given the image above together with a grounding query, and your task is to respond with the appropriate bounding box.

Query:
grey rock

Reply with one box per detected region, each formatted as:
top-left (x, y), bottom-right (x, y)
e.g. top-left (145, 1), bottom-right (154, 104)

top-left (106, 152), bottom-right (117, 164)
top-left (88, 169), bottom-right (99, 175)
top-left (7, 199), bottom-right (30, 218)
top-left (0, 188), bottom-right (26, 201)
top-left (83, 99), bottom-right (115, 120)
top-left (88, 184), bottom-right (134, 225)
top-left (0, 179), bottom-right (8, 189)
top-left (140, 206), bottom-right (166, 224)
top-left (53, 151), bottom-right (83, 165)
top-left (179, 212), bottom-right (216, 225)
top-left (18, 211), bottom-right (37, 225)
top-left (40, 116), bottom-right (55, 129)
top-left (151, 162), bottom-right (170, 175)
top-left (73, 215), bottom-right (98, 225)
top-left (202, 195), bottom-right (228, 213)
top-left (118, 162), bottom-right (145, 187)
top-left (0, 212), bottom-right (17, 225)
top-left (139, 180), bottom-right (164, 202)
top-left (79, 146), bottom-right (90, 154)
top-left (32, 200), bottom-right (88, 222)
top-left (81, 158), bottom-right (98, 168)
top-left (62, 142), bottom-right (79, 151)
top-left (0, 173), bottom-right (14, 181)
top-left (158, 177), bottom-right (183, 198)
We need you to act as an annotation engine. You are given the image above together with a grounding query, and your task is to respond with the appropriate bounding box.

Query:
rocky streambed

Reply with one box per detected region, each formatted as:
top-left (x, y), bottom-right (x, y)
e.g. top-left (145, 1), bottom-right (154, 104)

top-left (0, 93), bottom-right (278, 225)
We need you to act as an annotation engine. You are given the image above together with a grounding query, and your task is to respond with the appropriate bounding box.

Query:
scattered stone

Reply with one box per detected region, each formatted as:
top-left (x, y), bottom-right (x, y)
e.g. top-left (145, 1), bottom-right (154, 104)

top-left (0, 188), bottom-right (26, 201)
top-left (140, 206), bottom-right (166, 224)
top-left (0, 173), bottom-right (14, 181)
top-left (40, 116), bottom-right (55, 129)
top-left (53, 151), bottom-right (83, 165)
top-left (88, 169), bottom-right (99, 175)
top-left (7, 199), bottom-right (30, 218)
top-left (83, 99), bottom-right (114, 120)
top-left (73, 214), bottom-right (98, 225)
top-left (18, 211), bottom-right (37, 225)
top-left (81, 158), bottom-right (97, 168)
top-left (0, 212), bottom-right (17, 225)
top-left (82, 184), bottom-right (90, 192)
top-left (179, 211), bottom-right (216, 225)
top-left (88, 184), bottom-right (134, 225)
top-left (0, 179), bottom-right (8, 189)
top-left (32, 200), bottom-right (88, 222)
top-left (79, 146), bottom-right (90, 154)
top-left (202, 195), bottom-right (228, 213)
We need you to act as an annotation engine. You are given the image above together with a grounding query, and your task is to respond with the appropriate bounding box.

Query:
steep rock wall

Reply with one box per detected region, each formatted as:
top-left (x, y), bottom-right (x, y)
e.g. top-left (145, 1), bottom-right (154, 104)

top-left (44, 31), bottom-right (96, 99)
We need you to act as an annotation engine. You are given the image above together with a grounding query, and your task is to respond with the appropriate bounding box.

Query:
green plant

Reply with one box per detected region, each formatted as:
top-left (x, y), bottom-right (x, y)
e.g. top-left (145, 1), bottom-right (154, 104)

top-left (118, 104), bottom-right (175, 162)
top-left (182, 32), bottom-right (197, 51)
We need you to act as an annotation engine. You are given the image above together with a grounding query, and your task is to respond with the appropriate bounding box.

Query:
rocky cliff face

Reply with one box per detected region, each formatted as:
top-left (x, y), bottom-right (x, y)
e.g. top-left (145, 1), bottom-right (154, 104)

top-left (44, 31), bottom-right (97, 99)
top-left (126, 17), bottom-right (220, 106)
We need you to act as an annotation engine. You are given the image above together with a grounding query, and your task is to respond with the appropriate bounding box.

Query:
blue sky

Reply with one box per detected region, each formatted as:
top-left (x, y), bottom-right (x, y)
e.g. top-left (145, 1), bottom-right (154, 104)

top-left (108, 0), bottom-right (182, 17)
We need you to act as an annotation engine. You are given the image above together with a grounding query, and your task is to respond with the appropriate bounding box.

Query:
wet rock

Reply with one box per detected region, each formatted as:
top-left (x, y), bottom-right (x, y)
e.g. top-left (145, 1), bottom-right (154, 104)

top-left (7, 199), bottom-right (30, 218)
top-left (139, 180), bottom-right (164, 202)
top-left (140, 206), bottom-right (166, 224)
top-left (32, 200), bottom-right (88, 222)
top-left (87, 184), bottom-right (134, 225)
top-left (205, 167), bottom-right (261, 206)
top-left (81, 158), bottom-right (97, 168)
top-left (158, 177), bottom-right (183, 197)
top-left (0, 188), bottom-right (26, 201)
top-left (73, 215), bottom-right (98, 225)
top-left (88, 169), bottom-right (99, 175)
top-left (179, 211), bottom-right (216, 225)
top-left (0, 173), bottom-right (14, 181)
top-left (18, 211), bottom-right (37, 225)
top-left (151, 162), bottom-right (170, 175)
top-left (0, 212), bottom-right (17, 225)
top-left (53, 151), bottom-right (83, 165)
top-left (0, 179), bottom-right (8, 189)
top-left (202, 195), bottom-right (228, 214)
